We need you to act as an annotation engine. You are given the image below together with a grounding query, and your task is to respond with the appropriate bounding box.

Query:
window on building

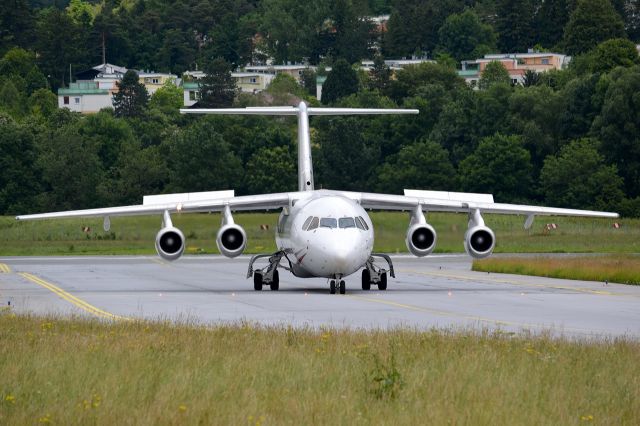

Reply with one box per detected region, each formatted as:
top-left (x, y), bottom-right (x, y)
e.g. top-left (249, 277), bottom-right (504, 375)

top-left (542, 58), bottom-right (549, 65)
top-left (250, 77), bottom-right (257, 84)
top-left (189, 91), bottom-right (196, 101)
top-left (63, 96), bottom-right (69, 105)
top-left (74, 98), bottom-right (80, 104)
top-left (152, 78), bottom-right (159, 84)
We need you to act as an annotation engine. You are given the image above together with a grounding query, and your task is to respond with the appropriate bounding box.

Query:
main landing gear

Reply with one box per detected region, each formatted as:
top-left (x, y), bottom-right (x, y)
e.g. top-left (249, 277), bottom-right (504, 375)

top-left (248, 251), bottom-right (289, 291)
top-left (361, 253), bottom-right (395, 291)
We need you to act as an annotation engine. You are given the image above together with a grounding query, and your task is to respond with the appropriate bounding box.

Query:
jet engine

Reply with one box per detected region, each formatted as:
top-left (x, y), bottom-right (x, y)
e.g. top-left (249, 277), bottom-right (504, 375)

top-left (464, 209), bottom-right (495, 259)
top-left (216, 224), bottom-right (247, 258)
top-left (406, 223), bottom-right (437, 257)
top-left (155, 226), bottom-right (185, 261)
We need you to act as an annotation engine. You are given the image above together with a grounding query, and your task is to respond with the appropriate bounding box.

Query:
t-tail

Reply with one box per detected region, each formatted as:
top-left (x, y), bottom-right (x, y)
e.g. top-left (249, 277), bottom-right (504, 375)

top-left (180, 102), bottom-right (419, 192)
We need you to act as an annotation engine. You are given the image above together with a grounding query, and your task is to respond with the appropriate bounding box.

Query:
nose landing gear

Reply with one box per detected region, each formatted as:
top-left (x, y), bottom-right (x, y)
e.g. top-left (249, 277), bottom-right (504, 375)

top-left (329, 279), bottom-right (346, 294)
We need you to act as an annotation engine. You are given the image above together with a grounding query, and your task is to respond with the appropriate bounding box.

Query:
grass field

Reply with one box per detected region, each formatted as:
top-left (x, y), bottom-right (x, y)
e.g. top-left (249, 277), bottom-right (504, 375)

top-left (1, 212), bottom-right (638, 256)
top-left (473, 255), bottom-right (640, 285)
top-left (0, 313), bottom-right (639, 425)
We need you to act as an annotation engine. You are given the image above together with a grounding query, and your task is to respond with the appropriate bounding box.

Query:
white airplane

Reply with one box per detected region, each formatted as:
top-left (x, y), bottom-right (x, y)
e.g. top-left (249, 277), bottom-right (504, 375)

top-left (17, 102), bottom-right (618, 294)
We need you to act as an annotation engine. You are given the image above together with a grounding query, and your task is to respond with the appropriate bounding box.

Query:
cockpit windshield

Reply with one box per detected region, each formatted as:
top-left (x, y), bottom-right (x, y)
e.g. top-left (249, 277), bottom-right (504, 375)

top-left (319, 218), bottom-right (337, 228)
top-left (338, 217), bottom-right (355, 228)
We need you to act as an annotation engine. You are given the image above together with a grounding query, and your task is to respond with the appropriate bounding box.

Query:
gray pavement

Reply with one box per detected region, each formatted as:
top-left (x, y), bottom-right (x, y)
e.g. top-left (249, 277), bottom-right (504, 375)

top-left (0, 254), bottom-right (639, 339)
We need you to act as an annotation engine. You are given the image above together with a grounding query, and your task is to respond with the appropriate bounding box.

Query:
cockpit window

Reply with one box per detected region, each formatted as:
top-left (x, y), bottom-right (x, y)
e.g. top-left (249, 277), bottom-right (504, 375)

top-left (355, 216), bottom-right (365, 230)
top-left (307, 217), bottom-right (319, 230)
top-left (320, 218), bottom-right (337, 228)
top-left (302, 216), bottom-right (313, 230)
top-left (339, 217), bottom-right (356, 228)
top-left (357, 216), bottom-right (369, 230)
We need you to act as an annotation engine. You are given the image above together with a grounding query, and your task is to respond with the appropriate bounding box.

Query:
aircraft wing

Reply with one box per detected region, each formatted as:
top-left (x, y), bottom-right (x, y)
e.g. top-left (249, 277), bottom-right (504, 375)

top-left (15, 191), bottom-right (292, 221)
top-left (339, 189), bottom-right (619, 221)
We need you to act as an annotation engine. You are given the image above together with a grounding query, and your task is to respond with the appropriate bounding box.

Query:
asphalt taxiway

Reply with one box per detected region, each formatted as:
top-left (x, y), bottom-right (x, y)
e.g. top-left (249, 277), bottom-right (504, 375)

top-left (0, 254), bottom-right (638, 339)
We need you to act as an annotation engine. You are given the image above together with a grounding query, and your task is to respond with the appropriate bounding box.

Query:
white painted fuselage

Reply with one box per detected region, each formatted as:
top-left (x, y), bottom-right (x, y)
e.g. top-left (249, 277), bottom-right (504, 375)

top-left (275, 193), bottom-right (373, 279)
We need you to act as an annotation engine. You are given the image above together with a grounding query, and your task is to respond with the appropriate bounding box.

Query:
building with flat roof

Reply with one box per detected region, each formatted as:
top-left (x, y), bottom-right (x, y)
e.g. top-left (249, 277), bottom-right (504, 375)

top-left (459, 52), bottom-right (569, 87)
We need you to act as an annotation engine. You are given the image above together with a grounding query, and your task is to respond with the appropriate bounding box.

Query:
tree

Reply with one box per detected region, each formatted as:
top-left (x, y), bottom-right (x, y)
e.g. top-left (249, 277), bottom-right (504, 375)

top-left (0, 0), bottom-right (34, 56)
top-left (563, 0), bottom-right (626, 55)
top-left (592, 66), bottom-right (640, 197)
top-left (570, 38), bottom-right (640, 75)
top-left (29, 88), bottom-right (57, 117)
top-left (265, 73), bottom-right (308, 104)
top-left (459, 134), bottom-right (533, 202)
top-left (437, 9), bottom-right (497, 62)
top-left (301, 68), bottom-right (317, 97)
top-left (0, 116), bottom-right (41, 214)
top-left (387, 62), bottom-right (465, 102)
top-left (149, 81), bottom-right (183, 114)
top-left (245, 146), bottom-right (297, 193)
top-left (522, 69), bottom-right (541, 87)
top-left (112, 70), bottom-right (149, 118)
top-left (540, 138), bottom-right (625, 210)
top-left (330, 0), bottom-right (374, 63)
top-left (163, 119), bottom-right (243, 192)
top-left (368, 55), bottom-right (391, 92)
top-left (376, 139), bottom-right (456, 193)
top-left (478, 61), bottom-right (511, 89)
top-left (321, 59), bottom-right (359, 104)
top-left (534, 0), bottom-right (571, 49)
top-left (496, 0), bottom-right (535, 52)
top-left (199, 57), bottom-right (237, 108)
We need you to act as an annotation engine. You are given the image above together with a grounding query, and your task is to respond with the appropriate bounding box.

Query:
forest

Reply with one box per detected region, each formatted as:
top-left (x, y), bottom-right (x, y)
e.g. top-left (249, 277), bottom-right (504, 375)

top-left (1, 0), bottom-right (640, 216)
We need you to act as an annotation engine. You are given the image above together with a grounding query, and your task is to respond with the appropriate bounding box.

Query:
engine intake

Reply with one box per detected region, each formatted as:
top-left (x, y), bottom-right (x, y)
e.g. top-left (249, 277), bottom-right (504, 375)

top-left (464, 226), bottom-right (495, 259)
top-left (155, 226), bottom-right (185, 261)
top-left (216, 224), bottom-right (247, 258)
top-left (406, 223), bottom-right (437, 257)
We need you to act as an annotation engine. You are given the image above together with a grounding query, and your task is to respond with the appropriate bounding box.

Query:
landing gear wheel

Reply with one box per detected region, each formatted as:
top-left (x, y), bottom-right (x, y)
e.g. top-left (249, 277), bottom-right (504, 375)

top-left (379, 272), bottom-right (387, 290)
top-left (339, 280), bottom-right (346, 294)
top-left (361, 269), bottom-right (371, 290)
top-left (270, 270), bottom-right (280, 291)
top-left (330, 280), bottom-right (336, 294)
top-left (253, 271), bottom-right (263, 291)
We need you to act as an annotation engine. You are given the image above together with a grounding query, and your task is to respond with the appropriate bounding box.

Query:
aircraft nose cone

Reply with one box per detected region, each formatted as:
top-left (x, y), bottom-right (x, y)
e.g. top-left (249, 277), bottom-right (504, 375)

top-left (319, 234), bottom-right (362, 275)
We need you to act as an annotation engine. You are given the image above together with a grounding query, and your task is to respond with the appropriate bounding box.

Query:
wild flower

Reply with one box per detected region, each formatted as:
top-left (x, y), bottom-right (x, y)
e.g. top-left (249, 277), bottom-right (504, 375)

top-left (5, 394), bottom-right (15, 404)
top-left (178, 404), bottom-right (187, 412)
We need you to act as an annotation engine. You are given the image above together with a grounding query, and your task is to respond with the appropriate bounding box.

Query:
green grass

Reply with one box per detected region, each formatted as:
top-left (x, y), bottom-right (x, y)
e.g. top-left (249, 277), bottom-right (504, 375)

top-left (0, 313), bottom-right (638, 425)
top-left (1, 212), bottom-right (638, 256)
top-left (473, 255), bottom-right (640, 285)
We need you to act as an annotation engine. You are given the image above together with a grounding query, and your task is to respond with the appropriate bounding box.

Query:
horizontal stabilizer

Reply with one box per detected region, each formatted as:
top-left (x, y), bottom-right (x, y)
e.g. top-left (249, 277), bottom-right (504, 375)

top-left (143, 190), bottom-right (234, 206)
top-left (404, 189), bottom-right (494, 204)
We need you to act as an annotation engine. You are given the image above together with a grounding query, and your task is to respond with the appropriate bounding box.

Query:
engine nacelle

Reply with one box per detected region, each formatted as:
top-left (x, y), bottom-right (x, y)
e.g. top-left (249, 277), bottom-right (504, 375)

top-left (406, 223), bottom-right (437, 257)
top-left (464, 226), bottom-right (495, 259)
top-left (155, 226), bottom-right (185, 261)
top-left (216, 224), bottom-right (247, 258)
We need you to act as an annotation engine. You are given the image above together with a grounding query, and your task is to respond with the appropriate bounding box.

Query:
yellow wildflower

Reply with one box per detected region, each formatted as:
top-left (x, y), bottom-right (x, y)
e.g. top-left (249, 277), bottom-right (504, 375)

top-left (179, 404), bottom-right (187, 412)
top-left (5, 394), bottom-right (16, 404)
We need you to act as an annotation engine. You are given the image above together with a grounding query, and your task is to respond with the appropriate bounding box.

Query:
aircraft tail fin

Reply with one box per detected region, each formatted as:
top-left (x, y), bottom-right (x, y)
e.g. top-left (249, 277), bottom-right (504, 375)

top-left (181, 102), bottom-right (418, 192)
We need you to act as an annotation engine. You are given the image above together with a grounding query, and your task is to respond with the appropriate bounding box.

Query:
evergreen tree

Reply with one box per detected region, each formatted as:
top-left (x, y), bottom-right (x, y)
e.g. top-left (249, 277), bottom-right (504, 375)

top-left (368, 55), bottom-right (391, 92)
top-left (199, 57), bottom-right (237, 108)
top-left (321, 59), bottom-right (359, 104)
top-left (534, 0), bottom-right (572, 49)
top-left (563, 0), bottom-right (626, 55)
top-left (496, 0), bottom-right (535, 52)
top-left (112, 70), bottom-right (149, 118)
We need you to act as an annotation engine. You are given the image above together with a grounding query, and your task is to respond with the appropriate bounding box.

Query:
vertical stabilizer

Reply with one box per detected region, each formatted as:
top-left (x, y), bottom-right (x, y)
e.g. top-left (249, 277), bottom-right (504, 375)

top-left (181, 102), bottom-right (418, 193)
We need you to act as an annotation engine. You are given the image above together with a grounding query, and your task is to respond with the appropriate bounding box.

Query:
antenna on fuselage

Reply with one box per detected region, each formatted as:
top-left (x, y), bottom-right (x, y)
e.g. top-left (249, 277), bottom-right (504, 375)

top-left (180, 102), bottom-right (419, 192)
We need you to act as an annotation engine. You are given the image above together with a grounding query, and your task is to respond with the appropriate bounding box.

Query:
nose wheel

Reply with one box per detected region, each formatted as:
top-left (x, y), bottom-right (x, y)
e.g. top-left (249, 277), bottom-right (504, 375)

top-left (329, 280), bottom-right (346, 294)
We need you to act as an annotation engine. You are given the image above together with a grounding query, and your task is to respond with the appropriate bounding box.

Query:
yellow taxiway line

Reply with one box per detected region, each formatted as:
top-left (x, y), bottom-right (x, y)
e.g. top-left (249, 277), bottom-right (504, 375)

top-left (0, 263), bottom-right (11, 273)
top-left (18, 272), bottom-right (130, 321)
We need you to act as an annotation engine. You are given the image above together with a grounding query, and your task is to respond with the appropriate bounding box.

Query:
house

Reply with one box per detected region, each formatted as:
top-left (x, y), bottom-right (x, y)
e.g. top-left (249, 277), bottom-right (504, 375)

top-left (138, 72), bottom-right (178, 95)
top-left (181, 70), bottom-right (276, 106)
top-left (58, 63), bottom-right (127, 113)
top-left (243, 65), bottom-right (308, 83)
top-left (460, 52), bottom-right (569, 87)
